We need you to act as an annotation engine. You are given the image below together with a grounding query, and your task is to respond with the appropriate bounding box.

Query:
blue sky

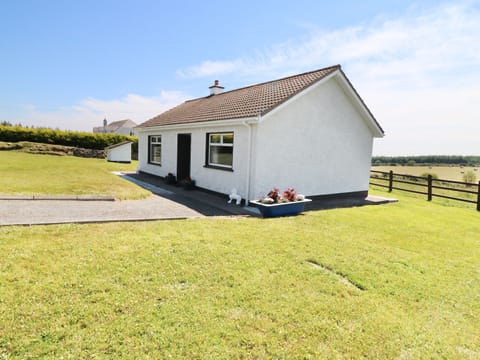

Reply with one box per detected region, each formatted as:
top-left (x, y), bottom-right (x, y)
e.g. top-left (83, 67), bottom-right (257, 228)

top-left (1, 0), bottom-right (479, 155)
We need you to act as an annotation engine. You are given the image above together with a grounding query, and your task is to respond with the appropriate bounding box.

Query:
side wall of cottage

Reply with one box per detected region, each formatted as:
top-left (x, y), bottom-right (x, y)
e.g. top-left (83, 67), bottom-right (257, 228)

top-left (251, 76), bottom-right (375, 198)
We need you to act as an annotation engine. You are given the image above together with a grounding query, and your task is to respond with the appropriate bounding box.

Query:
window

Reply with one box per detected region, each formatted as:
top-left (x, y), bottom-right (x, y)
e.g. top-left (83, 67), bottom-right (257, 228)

top-left (206, 132), bottom-right (233, 169)
top-left (148, 135), bottom-right (162, 165)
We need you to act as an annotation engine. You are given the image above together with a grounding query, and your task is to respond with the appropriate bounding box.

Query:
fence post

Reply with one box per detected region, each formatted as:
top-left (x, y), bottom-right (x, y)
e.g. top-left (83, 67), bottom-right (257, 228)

top-left (427, 175), bottom-right (433, 201)
top-left (388, 170), bottom-right (393, 192)
top-left (477, 181), bottom-right (480, 211)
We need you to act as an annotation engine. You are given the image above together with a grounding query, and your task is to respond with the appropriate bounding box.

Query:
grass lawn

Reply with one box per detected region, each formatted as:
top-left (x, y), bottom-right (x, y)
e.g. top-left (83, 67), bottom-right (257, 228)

top-left (1, 189), bottom-right (479, 358)
top-left (0, 151), bottom-right (150, 200)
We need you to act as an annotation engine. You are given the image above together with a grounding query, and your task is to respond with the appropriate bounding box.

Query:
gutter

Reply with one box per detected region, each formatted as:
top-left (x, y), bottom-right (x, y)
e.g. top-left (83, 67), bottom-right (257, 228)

top-left (135, 117), bottom-right (257, 133)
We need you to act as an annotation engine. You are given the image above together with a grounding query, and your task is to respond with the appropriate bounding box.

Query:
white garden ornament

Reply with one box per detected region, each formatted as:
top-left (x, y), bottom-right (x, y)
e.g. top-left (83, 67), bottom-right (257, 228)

top-left (228, 188), bottom-right (242, 205)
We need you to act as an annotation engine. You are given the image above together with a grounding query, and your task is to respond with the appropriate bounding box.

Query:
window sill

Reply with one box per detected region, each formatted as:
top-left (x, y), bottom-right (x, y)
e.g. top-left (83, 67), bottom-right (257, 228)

top-left (148, 162), bottom-right (162, 166)
top-left (204, 164), bottom-right (234, 172)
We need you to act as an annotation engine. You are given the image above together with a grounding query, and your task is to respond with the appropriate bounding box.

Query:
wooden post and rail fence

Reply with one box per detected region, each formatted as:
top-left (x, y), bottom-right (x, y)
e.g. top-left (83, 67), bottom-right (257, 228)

top-left (370, 170), bottom-right (480, 211)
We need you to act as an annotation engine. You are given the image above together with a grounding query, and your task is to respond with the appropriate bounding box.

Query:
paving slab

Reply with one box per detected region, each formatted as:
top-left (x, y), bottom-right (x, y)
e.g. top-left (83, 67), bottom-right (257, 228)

top-left (0, 195), bottom-right (115, 201)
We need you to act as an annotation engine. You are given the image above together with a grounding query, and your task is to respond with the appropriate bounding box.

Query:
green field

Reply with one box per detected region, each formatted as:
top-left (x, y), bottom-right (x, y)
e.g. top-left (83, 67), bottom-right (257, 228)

top-left (372, 165), bottom-right (479, 182)
top-left (1, 152), bottom-right (479, 358)
top-left (1, 187), bottom-right (479, 358)
top-left (0, 151), bottom-right (149, 200)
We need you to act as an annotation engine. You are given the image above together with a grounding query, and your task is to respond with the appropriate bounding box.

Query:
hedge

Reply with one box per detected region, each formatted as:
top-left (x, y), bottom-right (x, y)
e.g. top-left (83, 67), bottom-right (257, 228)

top-left (373, 155), bottom-right (480, 166)
top-left (0, 126), bottom-right (138, 153)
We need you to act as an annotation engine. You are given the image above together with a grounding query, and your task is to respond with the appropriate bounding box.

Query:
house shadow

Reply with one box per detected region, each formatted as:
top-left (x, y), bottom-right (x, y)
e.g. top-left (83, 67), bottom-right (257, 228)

top-left (124, 172), bottom-right (254, 217)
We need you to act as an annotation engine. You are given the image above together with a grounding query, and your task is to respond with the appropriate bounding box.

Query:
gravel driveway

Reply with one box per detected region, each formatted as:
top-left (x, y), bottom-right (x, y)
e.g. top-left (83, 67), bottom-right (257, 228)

top-left (0, 195), bottom-right (205, 226)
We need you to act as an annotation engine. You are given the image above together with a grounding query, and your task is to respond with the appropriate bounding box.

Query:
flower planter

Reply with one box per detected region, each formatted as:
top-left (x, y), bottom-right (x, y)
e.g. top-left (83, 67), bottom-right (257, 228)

top-left (249, 199), bottom-right (312, 218)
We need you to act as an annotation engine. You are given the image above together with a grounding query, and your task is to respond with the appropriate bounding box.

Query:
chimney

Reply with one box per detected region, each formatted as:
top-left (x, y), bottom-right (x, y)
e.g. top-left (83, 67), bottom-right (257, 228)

top-left (209, 80), bottom-right (224, 95)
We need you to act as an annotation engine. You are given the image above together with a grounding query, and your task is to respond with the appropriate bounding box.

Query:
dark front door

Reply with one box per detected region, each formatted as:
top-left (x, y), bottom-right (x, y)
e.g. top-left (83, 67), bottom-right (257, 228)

top-left (176, 134), bottom-right (191, 182)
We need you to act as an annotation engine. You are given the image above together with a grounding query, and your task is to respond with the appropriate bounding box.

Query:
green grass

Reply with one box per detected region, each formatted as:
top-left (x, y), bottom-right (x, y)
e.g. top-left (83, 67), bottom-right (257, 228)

top-left (1, 189), bottom-right (479, 358)
top-left (0, 151), bottom-right (150, 200)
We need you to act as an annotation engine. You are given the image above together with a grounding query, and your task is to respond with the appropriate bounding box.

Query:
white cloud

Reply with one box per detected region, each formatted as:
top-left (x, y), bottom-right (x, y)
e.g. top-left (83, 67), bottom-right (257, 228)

top-left (15, 91), bottom-right (189, 132)
top-left (177, 60), bottom-right (242, 78)
top-left (177, 1), bottom-right (480, 155)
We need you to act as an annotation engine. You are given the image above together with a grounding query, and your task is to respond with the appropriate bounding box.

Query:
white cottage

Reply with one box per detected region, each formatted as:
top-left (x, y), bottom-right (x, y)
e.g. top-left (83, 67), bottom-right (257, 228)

top-left (94, 119), bottom-right (137, 135)
top-left (135, 65), bottom-right (384, 201)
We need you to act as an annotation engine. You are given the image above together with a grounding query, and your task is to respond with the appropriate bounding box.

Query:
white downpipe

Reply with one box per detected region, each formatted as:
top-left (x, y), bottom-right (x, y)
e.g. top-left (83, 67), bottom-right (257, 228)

top-left (242, 118), bottom-right (257, 203)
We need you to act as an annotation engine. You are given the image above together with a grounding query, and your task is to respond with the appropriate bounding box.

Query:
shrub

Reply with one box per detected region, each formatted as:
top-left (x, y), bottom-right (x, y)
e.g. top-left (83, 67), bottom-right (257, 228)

top-left (462, 170), bottom-right (477, 184)
top-left (421, 172), bottom-right (439, 179)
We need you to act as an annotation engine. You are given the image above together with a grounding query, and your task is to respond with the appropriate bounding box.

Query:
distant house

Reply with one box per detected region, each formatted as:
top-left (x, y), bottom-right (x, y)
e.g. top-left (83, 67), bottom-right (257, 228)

top-left (105, 141), bottom-right (133, 163)
top-left (93, 119), bottom-right (137, 136)
top-left (135, 65), bottom-right (384, 201)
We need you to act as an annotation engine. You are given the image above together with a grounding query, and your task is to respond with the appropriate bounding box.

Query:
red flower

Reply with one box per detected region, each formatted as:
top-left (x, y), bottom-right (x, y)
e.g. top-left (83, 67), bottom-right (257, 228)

top-left (283, 188), bottom-right (297, 202)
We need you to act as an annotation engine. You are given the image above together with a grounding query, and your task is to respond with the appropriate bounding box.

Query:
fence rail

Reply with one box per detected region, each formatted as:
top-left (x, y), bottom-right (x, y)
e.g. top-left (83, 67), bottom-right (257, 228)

top-left (370, 170), bottom-right (480, 211)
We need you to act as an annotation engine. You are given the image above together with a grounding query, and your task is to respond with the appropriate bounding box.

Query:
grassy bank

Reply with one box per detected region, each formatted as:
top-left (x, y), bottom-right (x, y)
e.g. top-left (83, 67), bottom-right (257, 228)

top-left (1, 190), bottom-right (479, 358)
top-left (0, 151), bottom-right (149, 200)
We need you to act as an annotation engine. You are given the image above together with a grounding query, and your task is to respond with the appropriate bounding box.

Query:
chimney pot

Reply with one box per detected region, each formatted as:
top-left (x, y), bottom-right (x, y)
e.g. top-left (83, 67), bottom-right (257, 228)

top-left (209, 79), bottom-right (224, 95)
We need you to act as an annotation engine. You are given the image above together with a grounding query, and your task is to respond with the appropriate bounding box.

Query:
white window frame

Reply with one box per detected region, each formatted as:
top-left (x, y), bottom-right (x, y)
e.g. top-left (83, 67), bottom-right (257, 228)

top-left (207, 132), bottom-right (234, 169)
top-left (148, 135), bottom-right (162, 165)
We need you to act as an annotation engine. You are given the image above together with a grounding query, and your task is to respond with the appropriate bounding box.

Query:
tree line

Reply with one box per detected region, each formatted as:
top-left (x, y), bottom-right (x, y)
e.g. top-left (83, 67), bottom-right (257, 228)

top-left (372, 155), bottom-right (480, 166)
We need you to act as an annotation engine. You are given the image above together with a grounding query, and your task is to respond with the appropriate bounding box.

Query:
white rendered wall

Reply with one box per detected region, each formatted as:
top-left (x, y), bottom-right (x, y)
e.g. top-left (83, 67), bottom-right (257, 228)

top-left (107, 143), bottom-right (131, 162)
top-left (137, 124), bottom-right (250, 198)
top-left (251, 77), bottom-right (375, 198)
top-left (137, 130), bottom-right (178, 177)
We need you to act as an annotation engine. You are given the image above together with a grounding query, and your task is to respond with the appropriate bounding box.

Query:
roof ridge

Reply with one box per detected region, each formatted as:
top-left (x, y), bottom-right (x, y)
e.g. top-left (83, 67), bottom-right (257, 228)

top-left (240, 64), bottom-right (341, 91)
top-left (104, 140), bottom-right (133, 149)
top-left (109, 119), bottom-right (135, 124)
top-left (183, 64), bottom-right (341, 103)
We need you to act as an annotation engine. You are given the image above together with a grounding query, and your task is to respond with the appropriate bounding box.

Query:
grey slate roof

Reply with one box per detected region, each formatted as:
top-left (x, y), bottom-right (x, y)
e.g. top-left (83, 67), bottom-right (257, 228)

top-left (106, 119), bottom-right (137, 131)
